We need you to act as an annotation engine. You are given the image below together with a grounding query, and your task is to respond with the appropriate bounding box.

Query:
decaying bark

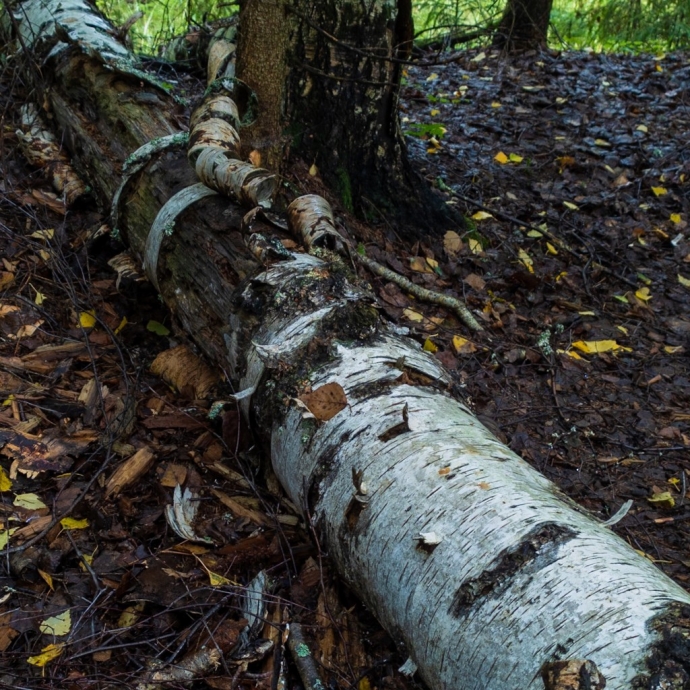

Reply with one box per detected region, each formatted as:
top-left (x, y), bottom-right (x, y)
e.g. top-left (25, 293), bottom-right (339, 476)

top-left (5, 2), bottom-right (690, 689)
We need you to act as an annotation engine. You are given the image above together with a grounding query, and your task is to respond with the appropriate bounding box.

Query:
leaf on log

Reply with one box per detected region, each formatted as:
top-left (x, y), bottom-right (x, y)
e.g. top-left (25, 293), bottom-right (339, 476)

top-left (298, 382), bottom-right (348, 421)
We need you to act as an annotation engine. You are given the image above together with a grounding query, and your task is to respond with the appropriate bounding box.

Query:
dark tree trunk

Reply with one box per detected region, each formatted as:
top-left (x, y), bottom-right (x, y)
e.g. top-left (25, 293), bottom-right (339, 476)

top-left (492, 0), bottom-right (553, 51)
top-left (235, 0), bottom-right (453, 236)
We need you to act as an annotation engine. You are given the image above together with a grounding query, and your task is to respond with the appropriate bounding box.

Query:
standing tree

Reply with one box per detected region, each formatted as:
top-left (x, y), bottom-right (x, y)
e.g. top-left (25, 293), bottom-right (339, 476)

top-left (235, 0), bottom-right (445, 233)
top-left (492, 0), bottom-right (554, 50)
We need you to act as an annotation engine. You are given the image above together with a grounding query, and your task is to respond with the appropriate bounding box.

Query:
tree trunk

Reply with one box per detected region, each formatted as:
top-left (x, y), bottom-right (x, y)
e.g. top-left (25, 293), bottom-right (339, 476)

top-left (5, 2), bottom-right (690, 689)
top-left (234, 0), bottom-right (451, 236)
top-left (492, 0), bottom-right (553, 51)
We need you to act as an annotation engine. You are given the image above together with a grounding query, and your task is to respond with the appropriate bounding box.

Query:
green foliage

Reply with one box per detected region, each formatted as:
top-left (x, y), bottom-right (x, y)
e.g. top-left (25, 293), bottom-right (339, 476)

top-left (96, 0), bottom-right (238, 53)
top-left (404, 122), bottom-right (447, 139)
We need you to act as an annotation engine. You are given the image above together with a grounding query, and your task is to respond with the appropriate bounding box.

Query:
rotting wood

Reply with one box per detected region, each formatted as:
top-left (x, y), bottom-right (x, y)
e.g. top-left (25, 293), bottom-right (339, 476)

top-left (5, 2), bottom-right (690, 689)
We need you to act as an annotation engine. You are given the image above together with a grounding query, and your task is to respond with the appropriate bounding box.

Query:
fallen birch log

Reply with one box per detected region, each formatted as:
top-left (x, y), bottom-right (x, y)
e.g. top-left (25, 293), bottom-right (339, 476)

top-left (5, 3), bottom-right (690, 689)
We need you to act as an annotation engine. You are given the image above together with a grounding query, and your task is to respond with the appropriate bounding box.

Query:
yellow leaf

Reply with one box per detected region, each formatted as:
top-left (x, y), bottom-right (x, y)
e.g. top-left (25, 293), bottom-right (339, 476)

top-left (422, 338), bottom-right (438, 353)
top-left (555, 271), bottom-right (567, 282)
top-left (27, 643), bottom-right (64, 667)
top-left (546, 242), bottom-right (558, 255)
top-left (617, 325), bottom-right (629, 335)
top-left (527, 230), bottom-right (543, 238)
top-left (14, 493), bottom-right (47, 510)
top-left (39, 610), bottom-right (71, 637)
top-left (34, 290), bottom-right (45, 306)
top-left (563, 201), bottom-right (578, 210)
top-left (656, 63), bottom-right (663, 73)
top-left (79, 554), bottom-right (94, 572)
top-left (572, 340), bottom-right (632, 354)
top-left (426, 257), bottom-right (439, 270)
top-left (636, 124), bottom-right (648, 133)
top-left (518, 248), bottom-right (534, 273)
top-left (0, 466), bottom-right (12, 492)
top-left (594, 139), bottom-right (611, 147)
top-left (403, 308), bottom-right (424, 323)
top-left (3, 394), bottom-right (14, 407)
top-left (651, 186), bottom-right (667, 197)
top-left (426, 73), bottom-right (439, 82)
top-left (664, 345), bottom-right (684, 354)
top-left (452, 335), bottom-right (477, 355)
top-left (209, 570), bottom-right (233, 587)
top-left (578, 311), bottom-right (596, 316)
top-left (471, 211), bottom-right (493, 220)
top-left (38, 569), bottom-right (54, 590)
top-left (30, 228), bottom-right (55, 241)
top-left (118, 603), bottom-right (145, 629)
top-left (38, 250), bottom-right (51, 262)
top-left (79, 311), bottom-right (96, 328)
top-left (0, 528), bottom-right (17, 549)
top-left (309, 163), bottom-right (318, 176)
top-left (670, 213), bottom-right (682, 224)
top-left (470, 52), bottom-right (486, 62)
top-left (491, 102), bottom-right (502, 108)
top-left (678, 274), bottom-right (690, 288)
top-left (635, 287), bottom-right (652, 301)
top-left (468, 238), bottom-right (483, 255)
top-left (60, 517), bottom-right (89, 530)
top-left (648, 492), bottom-right (675, 509)
top-left (494, 151), bottom-right (509, 164)
top-left (114, 316), bottom-right (127, 335)
top-left (555, 97), bottom-right (567, 105)
top-left (508, 153), bottom-right (523, 163)
top-left (430, 108), bottom-right (440, 116)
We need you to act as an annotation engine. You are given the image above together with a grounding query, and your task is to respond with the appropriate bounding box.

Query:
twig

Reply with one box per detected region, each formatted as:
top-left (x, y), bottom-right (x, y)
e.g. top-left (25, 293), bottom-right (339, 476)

top-left (356, 253), bottom-right (483, 332)
top-left (287, 623), bottom-right (326, 690)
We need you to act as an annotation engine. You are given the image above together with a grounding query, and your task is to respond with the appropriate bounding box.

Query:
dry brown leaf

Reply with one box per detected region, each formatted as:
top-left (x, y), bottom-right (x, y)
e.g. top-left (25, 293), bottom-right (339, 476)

top-left (160, 463), bottom-right (188, 488)
top-left (409, 257), bottom-right (433, 273)
top-left (298, 382), bottom-right (347, 421)
top-left (150, 345), bottom-right (218, 399)
top-left (0, 273), bottom-right (15, 290)
top-left (105, 447), bottom-right (155, 498)
top-left (464, 273), bottom-right (486, 291)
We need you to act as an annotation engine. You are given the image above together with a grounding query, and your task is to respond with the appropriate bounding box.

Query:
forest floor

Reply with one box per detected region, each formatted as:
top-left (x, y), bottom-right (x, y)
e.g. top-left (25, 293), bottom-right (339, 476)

top-left (0, 44), bottom-right (689, 690)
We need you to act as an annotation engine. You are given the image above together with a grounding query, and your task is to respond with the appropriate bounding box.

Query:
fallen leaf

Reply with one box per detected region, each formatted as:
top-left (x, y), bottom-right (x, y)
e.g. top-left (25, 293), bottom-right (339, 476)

top-left (0, 273), bottom-right (14, 290)
top-left (508, 153), bottom-right (523, 163)
top-left (636, 124), bottom-right (648, 133)
top-left (79, 311), bottom-right (96, 328)
top-left (464, 273), bottom-right (485, 291)
top-left (572, 340), bottom-right (632, 354)
top-left (518, 248), bottom-right (534, 273)
top-left (298, 382), bottom-right (347, 421)
top-left (422, 338), bottom-right (438, 353)
top-left (27, 643), bottom-right (64, 667)
top-left (546, 242), bottom-right (558, 255)
top-left (38, 569), bottom-right (54, 590)
top-left (651, 186), bottom-right (668, 197)
top-left (670, 213), bottom-right (682, 224)
top-left (635, 287), bottom-right (652, 302)
top-left (0, 467), bottom-right (11, 492)
top-left (594, 139), bottom-right (611, 147)
top-left (14, 493), bottom-right (47, 510)
top-left (426, 73), bottom-right (438, 82)
top-left (403, 308), bottom-right (424, 322)
top-left (491, 101), bottom-right (501, 108)
top-left (563, 201), bottom-right (578, 210)
top-left (118, 603), bottom-right (145, 629)
top-left (678, 274), bottom-right (690, 288)
top-left (468, 238), bottom-right (483, 255)
top-left (60, 517), bottom-right (89, 530)
top-left (34, 290), bottom-right (46, 306)
top-left (494, 151), bottom-right (509, 164)
top-left (208, 571), bottom-right (233, 587)
top-left (648, 492), bottom-right (675, 509)
top-left (471, 211), bottom-right (493, 220)
top-left (147, 320), bottom-right (170, 336)
top-left (443, 231), bottom-right (463, 255)
top-left (39, 610), bottom-right (71, 637)
top-left (409, 257), bottom-right (433, 274)
top-left (664, 345), bottom-right (684, 354)
top-left (30, 229), bottom-right (55, 241)
top-left (249, 150), bottom-right (262, 166)
top-left (452, 336), bottom-right (477, 355)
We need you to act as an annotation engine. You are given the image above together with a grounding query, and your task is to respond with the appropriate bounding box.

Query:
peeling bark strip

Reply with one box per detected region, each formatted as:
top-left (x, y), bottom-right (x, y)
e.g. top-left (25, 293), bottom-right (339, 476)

top-left (6, 2), bottom-right (690, 689)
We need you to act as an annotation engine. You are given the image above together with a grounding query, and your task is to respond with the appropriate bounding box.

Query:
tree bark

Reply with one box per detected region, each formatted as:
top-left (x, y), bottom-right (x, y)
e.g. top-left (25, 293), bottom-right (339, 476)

top-left (492, 0), bottom-right (554, 51)
top-left (234, 0), bottom-right (451, 236)
top-left (5, 2), bottom-right (690, 689)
